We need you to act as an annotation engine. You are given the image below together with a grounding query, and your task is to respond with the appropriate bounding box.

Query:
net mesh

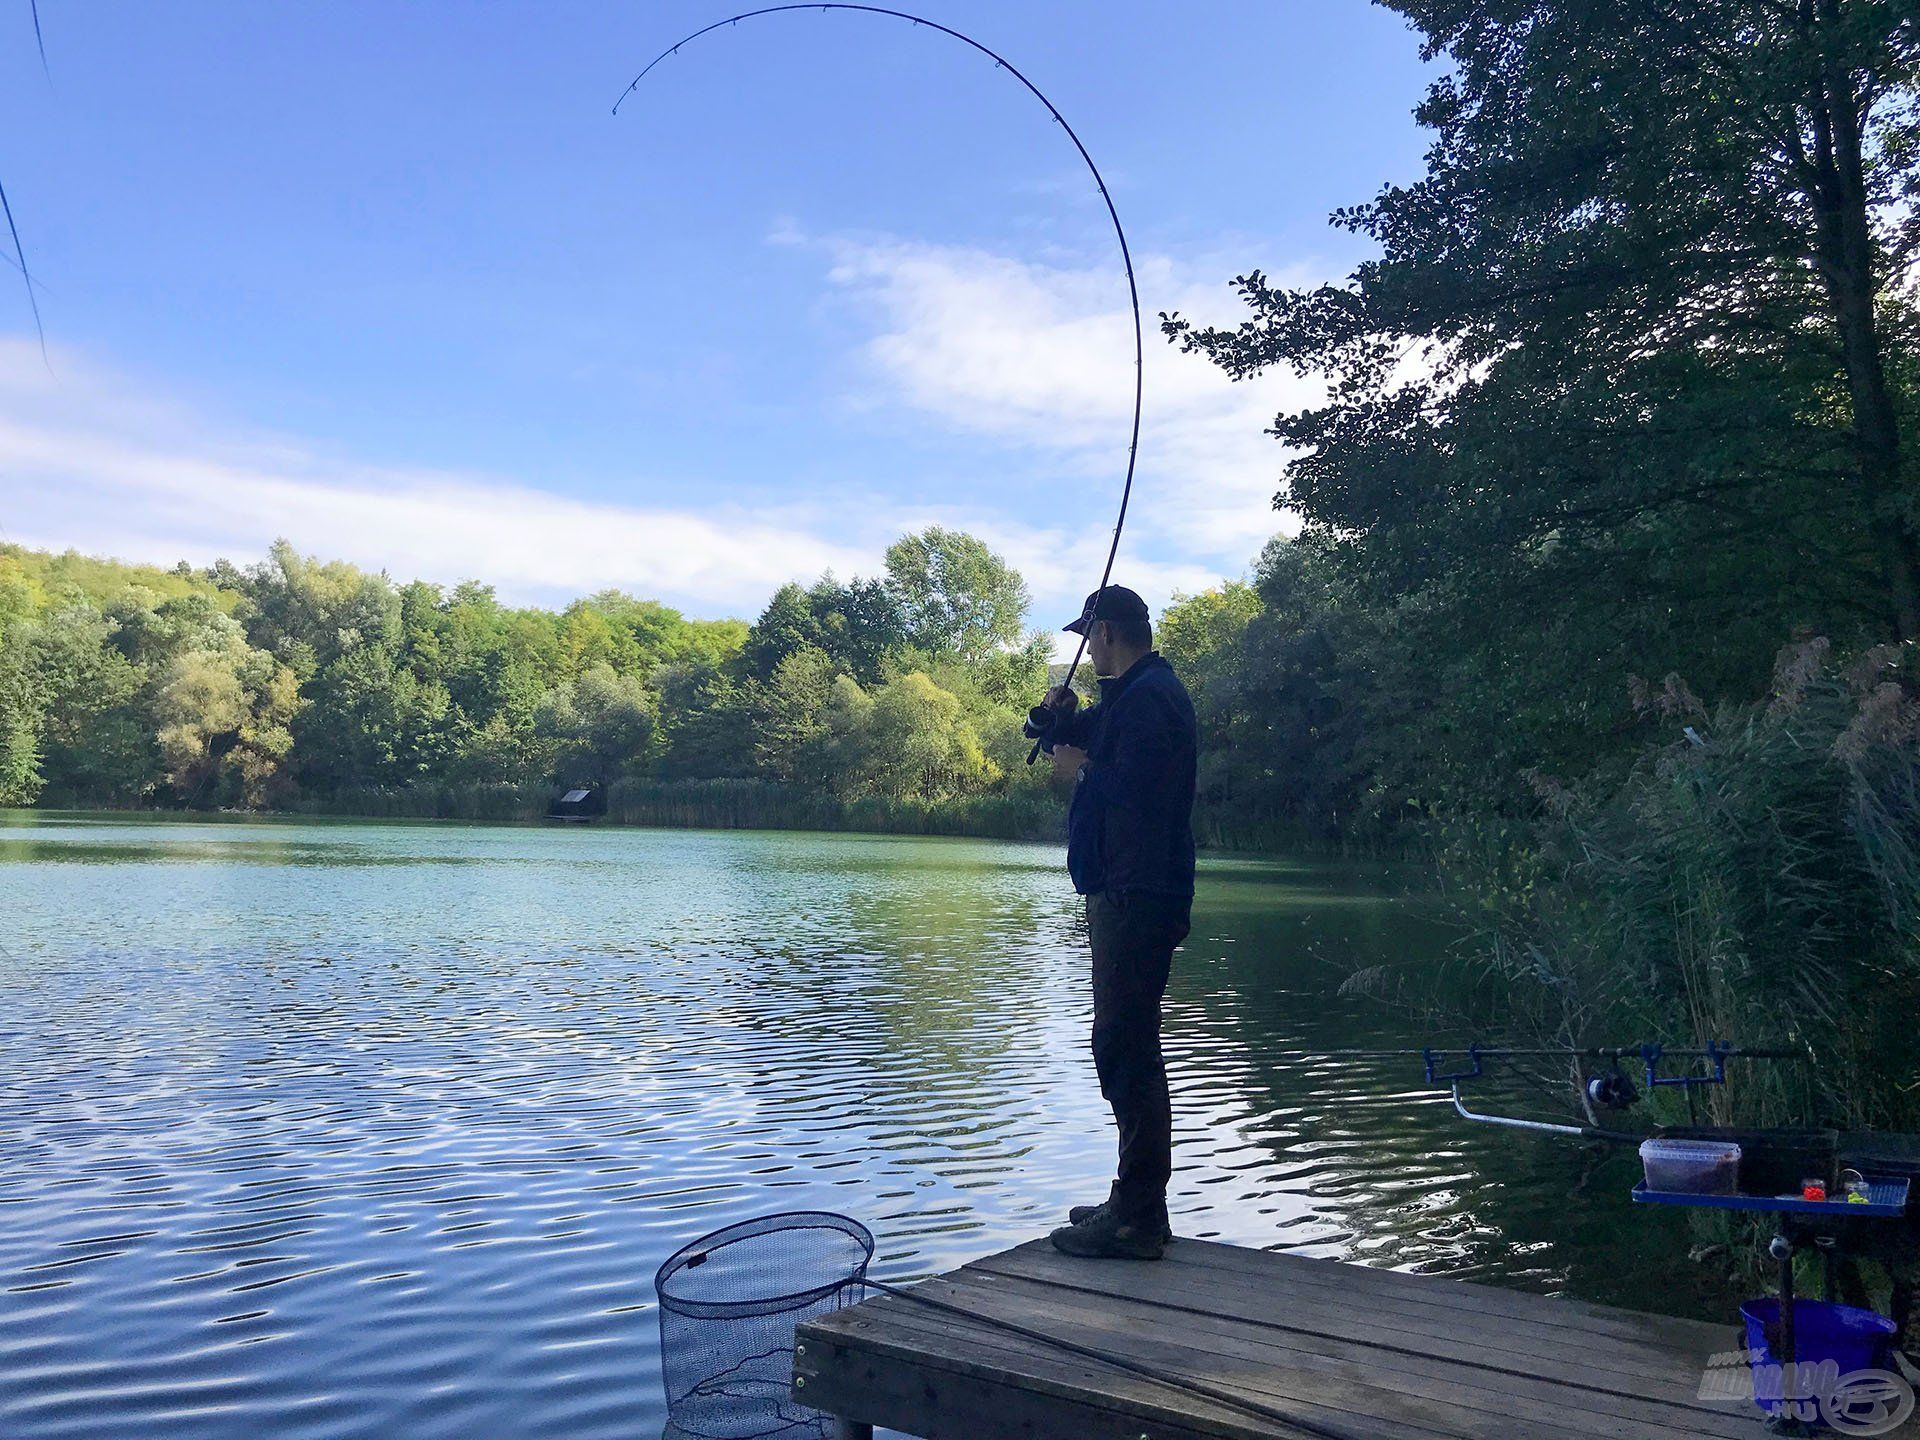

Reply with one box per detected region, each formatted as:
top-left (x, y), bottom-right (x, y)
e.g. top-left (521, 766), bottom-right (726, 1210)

top-left (655, 1212), bottom-right (874, 1440)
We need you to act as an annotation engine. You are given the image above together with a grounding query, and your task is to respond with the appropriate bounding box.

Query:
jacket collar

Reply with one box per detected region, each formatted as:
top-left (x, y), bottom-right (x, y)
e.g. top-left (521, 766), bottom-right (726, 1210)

top-left (1096, 650), bottom-right (1166, 702)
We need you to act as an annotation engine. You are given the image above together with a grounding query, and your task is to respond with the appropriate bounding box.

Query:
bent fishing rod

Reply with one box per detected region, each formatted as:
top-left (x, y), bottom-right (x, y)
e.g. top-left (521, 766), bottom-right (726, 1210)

top-left (615, 7), bottom-right (1142, 765)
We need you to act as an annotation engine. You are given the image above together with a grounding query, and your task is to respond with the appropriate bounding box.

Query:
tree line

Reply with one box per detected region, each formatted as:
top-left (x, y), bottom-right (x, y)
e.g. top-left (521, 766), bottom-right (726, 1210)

top-left (0, 528), bottom-right (1063, 827)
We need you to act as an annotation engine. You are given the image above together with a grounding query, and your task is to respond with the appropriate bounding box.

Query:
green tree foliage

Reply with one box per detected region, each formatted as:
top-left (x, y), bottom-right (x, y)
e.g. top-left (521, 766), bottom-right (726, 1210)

top-left (739, 577), bottom-right (907, 685)
top-left (804, 670), bottom-right (1004, 802)
top-left (536, 663), bottom-right (656, 786)
top-left (0, 527), bottom-right (1051, 820)
top-left (740, 581), bottom-right (830, 683)
top-left (1160, 543), bottom-right (1400, 846)
top-left (0, 561), bottom-right (43, 805)
top-left (293, 644), bottom-right (448, 791)
top-left (655, 660), bottom-right (756, 781)
top-left (1166, 0), bottom-right (1920, 810)
top-left (1160, 579), bottom-right (1266, 838)
top-left (150, 638), bottom-right (301, 808)
top-left (857, 672), bottom-right (994, 800)
top-left (884, 527), bottom-right (1033, 662)
top-left (236, 540), bottom-right (402, 677)
top-left (37, 626), bottom-right (150, 803)
top-left (751, 645), bottom-right (837, 784)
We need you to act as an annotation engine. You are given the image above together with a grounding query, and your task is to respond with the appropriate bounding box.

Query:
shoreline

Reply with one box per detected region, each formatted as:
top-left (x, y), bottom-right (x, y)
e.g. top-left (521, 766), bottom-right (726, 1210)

top-left (0, 802), bottom-right (1398, 862)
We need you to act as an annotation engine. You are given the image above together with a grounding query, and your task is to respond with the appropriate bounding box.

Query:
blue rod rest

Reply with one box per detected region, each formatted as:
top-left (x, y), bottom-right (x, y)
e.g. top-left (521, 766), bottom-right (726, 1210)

top-left (1424, 1045), bottom-right (1484, 1085)
top-left (1641, 1040), bottom-right (1731, 1089)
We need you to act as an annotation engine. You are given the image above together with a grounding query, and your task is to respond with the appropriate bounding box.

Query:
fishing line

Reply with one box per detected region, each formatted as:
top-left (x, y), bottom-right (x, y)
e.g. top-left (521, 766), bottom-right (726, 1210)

top-left (6, 0), bottom-right (49, 357)
top-left (614, 6), bottom-right (1143, 761)
top-left (0, 176), bottom-right (45, 361)
top-left (30, 0), bottom-right (48, 75)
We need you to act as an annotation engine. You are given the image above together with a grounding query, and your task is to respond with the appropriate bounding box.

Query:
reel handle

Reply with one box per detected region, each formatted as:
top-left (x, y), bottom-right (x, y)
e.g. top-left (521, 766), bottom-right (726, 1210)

top-left (1022, 689), bottom-right (1079, 765)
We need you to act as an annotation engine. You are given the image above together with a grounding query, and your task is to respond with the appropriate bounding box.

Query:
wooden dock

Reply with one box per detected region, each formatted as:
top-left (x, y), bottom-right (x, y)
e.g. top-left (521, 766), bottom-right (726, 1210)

top-left (794, 1237), bottom-right (1767, 1440)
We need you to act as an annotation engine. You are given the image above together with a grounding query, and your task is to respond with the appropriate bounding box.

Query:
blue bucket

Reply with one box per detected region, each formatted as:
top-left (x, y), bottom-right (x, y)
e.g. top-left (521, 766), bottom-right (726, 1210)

top-left (1739, 1298), bottom-right (1899, 1416)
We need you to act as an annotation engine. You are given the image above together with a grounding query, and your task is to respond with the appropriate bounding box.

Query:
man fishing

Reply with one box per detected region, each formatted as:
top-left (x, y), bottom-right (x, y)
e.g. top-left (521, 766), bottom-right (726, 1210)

top-left (1030, 585), bottom-right (1198, 1261)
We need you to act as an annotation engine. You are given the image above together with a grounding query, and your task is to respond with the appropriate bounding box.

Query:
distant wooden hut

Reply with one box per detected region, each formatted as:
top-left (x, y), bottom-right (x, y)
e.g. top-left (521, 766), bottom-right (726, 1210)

top-left (547, 783), bottom-right (606, 822)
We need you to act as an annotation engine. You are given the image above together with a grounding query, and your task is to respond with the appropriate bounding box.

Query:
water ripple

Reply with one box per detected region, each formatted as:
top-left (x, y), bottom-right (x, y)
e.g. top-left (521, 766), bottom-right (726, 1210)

top-left (0, 818), bottom-right (1729, 1439)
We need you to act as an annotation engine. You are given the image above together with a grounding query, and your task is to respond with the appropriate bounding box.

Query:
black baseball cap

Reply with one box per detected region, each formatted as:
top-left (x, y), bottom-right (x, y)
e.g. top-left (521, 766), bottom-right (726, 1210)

top-left (1063, 584), bottom-right (1151, 635)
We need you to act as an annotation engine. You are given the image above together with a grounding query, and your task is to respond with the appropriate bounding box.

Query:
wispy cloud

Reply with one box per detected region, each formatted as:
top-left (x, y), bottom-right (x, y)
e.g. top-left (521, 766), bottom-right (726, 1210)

top-left (0, 340), bottom-right (877, 611)
top-left (818, 233), bottom-right (1321, 564)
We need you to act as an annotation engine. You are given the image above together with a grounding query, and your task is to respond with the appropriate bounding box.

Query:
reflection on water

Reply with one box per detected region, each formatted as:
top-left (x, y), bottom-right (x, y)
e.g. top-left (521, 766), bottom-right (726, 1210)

top-left (0, 815), bottom-right (1732, 1439)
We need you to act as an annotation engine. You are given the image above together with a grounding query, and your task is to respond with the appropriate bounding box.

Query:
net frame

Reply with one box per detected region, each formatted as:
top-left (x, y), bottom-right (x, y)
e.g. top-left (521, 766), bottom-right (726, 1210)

top-left (656, 1211), bottom-right (874, 1319)
top-left (654, 1211), bottom-right (875, 1440)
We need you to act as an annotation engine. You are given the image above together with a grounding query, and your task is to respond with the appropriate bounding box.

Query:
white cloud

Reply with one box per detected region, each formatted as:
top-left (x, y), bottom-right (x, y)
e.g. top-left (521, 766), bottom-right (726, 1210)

top-left (0, 340), bottom-right (881, 613)
top-left (818, 234), bottom-right (1322, 564)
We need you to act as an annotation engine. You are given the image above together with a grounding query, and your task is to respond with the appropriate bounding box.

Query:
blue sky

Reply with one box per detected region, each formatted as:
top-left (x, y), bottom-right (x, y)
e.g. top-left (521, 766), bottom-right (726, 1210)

top-left (0, 1), bottom-right (1433, 638)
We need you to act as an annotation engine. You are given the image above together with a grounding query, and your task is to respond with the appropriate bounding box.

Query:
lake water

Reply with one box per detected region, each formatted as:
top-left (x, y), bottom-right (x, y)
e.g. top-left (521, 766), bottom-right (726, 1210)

top-left (0, 815), bottom-right (1734, 1439)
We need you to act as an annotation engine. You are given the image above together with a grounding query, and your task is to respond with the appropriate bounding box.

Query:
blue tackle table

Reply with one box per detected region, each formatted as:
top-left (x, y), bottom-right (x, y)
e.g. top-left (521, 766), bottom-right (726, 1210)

top-left (1633, 1176), bottom-right (1911, 1434)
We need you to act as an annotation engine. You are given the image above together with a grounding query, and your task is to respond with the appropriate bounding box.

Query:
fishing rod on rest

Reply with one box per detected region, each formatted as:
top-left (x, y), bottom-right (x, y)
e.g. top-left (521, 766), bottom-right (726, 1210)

top-left (612, 5), bottom-right (1146, 773)
top-left (1259, 1041), bottom-right (1812, 1142)
top-left (1251, 1044), bottom-right (1808, 1062)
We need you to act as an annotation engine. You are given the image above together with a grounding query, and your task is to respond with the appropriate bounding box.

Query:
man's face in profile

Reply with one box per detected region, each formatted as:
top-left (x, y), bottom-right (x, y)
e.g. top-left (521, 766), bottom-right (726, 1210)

top-left (1087, 621), bottom-right (1118, 677)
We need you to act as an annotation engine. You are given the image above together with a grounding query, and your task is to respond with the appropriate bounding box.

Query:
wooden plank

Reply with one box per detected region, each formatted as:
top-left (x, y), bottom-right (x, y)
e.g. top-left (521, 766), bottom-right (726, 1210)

top-left (979, 1237), bottom-right (1737, 1372)
top-left (798, 1323), bottom-right (1279, 1440)
top-left (858, 1272), bottom-right (1751, 1440)
top-left (969, 1242), bottom-right (1733, 1400)
top-left (796, 1239), bottom-right (1766, 1440)
top-left (975, 1266), bottom-right (1750, 1433)
top-left (800, 1301), bottom-right (1457, 1440)
top-left (1004, 1238), bottom-right (1735, 1353)
top-left (828, 1293), bottom-right (1504, 1438)
top-left (803, 1281), bottom-right (1739, 1440)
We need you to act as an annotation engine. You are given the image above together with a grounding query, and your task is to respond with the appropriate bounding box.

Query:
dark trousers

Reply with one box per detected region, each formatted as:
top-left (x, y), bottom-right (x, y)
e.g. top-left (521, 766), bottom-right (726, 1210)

top-left (1086, 889), bottom-right (1190, 1229)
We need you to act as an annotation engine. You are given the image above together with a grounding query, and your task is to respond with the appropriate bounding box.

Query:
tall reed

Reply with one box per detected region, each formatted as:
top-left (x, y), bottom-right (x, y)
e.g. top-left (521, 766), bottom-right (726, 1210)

top-left (1353, 639), bottom-right (1920, 1132)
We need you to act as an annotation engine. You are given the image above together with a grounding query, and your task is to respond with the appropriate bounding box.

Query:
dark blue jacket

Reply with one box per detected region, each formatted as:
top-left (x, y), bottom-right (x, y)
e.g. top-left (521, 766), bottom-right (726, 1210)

top-left (1048, 653), bottom-right (1197, 899)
